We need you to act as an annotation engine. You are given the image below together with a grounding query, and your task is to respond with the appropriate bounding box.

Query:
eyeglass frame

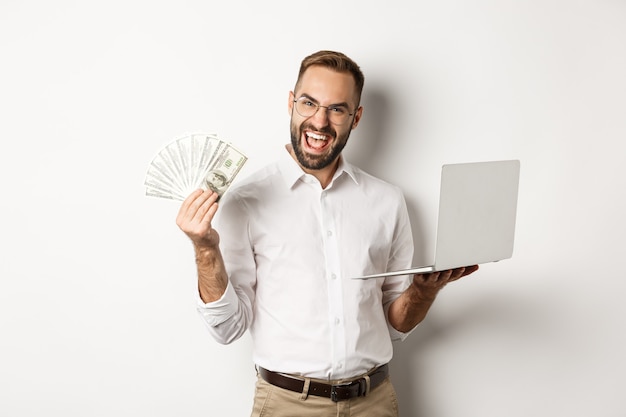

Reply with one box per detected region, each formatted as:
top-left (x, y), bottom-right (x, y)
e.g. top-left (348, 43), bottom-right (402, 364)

top-left (292, 96), bottom-right (358, 125)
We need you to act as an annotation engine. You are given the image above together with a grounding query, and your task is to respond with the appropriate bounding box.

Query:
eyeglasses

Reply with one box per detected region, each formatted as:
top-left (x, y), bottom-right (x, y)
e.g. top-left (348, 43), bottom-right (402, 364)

top-left (292, 97), bottom-right (355, 125)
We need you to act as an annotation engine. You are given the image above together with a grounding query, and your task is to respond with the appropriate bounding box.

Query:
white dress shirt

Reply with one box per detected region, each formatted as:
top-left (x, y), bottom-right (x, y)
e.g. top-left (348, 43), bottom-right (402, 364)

top-left (196, 146), bottom-right (415, 379)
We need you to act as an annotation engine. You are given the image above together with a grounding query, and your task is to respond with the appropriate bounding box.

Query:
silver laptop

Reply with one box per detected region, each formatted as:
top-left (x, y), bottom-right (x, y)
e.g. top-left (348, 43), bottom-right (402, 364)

top-left (353, 159), bottom-right (520, 279)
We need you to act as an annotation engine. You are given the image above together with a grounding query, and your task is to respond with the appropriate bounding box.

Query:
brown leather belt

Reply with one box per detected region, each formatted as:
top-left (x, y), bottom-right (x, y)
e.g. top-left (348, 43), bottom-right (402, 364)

top-left (258, 364), bottom-right (389, 402)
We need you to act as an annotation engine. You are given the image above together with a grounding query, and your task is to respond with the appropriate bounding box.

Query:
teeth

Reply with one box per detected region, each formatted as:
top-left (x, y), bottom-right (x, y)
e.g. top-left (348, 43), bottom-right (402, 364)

top-left (306, 132), bottom-right (327, 141)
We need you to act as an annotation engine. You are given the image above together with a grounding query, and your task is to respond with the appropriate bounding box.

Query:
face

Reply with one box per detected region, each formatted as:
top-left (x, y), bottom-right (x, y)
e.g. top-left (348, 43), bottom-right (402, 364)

top-left (288, 66), bottom-right (362, 171)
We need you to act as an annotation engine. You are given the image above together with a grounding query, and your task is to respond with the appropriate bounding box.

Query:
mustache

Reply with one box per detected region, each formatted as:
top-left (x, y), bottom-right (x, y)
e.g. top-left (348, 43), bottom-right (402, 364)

top-left (301, 123), bottom-right (335, 137)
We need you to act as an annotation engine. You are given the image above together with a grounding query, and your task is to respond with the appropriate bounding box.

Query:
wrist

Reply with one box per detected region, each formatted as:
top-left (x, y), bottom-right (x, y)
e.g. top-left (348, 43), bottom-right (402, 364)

top-left (194, 242), bottom-right (220, 262)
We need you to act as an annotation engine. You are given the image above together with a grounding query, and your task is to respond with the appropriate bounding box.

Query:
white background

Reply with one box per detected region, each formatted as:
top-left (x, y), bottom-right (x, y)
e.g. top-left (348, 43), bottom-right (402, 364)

top-left (1, 1), bottom-right (625, 416)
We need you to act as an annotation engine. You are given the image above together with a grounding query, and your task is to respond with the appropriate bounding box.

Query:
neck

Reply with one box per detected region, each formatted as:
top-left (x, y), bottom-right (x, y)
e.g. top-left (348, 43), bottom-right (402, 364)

top-left (286, 144), bottom-right (339, 189)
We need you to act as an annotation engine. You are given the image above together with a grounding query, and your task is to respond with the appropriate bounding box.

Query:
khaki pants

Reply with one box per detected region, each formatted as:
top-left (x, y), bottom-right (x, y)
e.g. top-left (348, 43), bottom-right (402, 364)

top-left (250, 374), bottom-right (399, 417)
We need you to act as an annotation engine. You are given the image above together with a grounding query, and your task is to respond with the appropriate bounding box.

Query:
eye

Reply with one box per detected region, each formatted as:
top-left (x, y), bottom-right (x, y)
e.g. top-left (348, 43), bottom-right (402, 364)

top-left (302, 100), bottom-right (316, 108)
top-left (328, 106), bottom-right (347, 114)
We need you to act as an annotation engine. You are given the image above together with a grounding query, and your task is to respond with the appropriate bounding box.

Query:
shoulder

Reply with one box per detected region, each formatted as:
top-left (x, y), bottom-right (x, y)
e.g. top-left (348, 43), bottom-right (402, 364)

top-left (219, 160), bottom-right (282, 207)
top-left (349, 164), bottom-right (406, 201)
top-left (234, 159), bottom-right (281, 189)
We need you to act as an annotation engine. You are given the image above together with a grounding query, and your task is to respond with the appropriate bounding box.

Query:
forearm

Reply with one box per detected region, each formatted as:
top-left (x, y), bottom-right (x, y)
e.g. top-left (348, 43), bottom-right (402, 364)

top-left (387, 281), bottom-right (438, 333)
top-left (195, 244), bottom-right (229, 303)
top-left (388, 266), bottom-right (478, 333)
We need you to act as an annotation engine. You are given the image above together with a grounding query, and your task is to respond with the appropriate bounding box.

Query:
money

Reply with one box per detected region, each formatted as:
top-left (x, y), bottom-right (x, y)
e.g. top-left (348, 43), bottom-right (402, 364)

top-left (144, 133), bottom-right (248, 201)
top-left (202, 143), bottom-right (247, 199)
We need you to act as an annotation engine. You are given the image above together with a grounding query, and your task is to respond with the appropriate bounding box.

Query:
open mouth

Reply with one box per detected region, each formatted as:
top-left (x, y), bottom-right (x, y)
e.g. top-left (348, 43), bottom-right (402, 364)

top-left (304, 131), bottom-right (332, 152)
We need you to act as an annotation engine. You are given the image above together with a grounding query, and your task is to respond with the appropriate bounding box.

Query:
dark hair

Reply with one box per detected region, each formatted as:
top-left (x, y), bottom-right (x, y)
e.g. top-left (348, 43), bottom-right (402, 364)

top-left (295, 50), bottom-right (365, 105)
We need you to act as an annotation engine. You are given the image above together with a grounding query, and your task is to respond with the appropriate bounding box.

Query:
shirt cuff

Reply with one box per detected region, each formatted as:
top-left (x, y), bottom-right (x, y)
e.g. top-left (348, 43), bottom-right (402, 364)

top-left (388, 321), bottom-right (414, 342)
top-left (196, 280), bottom-right (239, 327)
top-left (384, 301), bottom-right (415, 342)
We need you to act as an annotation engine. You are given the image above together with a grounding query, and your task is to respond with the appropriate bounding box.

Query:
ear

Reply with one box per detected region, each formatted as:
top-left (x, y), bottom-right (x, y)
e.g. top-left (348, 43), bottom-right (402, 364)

top-left (351, 106), bottom-right (363, 129)
top-left (288, 91), bottom-right (295, 116)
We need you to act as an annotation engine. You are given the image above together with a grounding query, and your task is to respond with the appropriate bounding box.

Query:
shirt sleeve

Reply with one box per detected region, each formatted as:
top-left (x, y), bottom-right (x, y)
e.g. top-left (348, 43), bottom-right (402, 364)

top-left (381, 189), bottom-right (415, 341)
top-left (196, 281), bottom-right (251, 344)
top-left (194, 191), bottom-right (256, 345)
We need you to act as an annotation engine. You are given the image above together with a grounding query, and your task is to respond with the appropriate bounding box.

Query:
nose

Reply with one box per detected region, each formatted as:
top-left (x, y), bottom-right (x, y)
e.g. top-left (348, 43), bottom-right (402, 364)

top-left (310, 105), bottom-right (330, 127)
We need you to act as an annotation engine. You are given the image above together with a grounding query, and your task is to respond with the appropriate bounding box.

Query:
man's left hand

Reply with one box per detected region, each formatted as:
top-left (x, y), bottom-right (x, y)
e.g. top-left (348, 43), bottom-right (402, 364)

top-left (411, 265), bottom-right (480, 300)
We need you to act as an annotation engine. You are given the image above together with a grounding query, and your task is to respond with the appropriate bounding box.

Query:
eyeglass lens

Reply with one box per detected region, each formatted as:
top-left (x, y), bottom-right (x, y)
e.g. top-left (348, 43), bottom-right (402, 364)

top-left (294, 98), bottom-right (351, 125)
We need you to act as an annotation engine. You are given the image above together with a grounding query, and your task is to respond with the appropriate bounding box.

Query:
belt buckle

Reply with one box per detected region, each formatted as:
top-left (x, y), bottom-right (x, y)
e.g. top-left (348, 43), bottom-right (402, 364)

top-left (330, 384), bottom-right (342, 402)
top-left (330, 379), bottom-right (365, 402)
top-left (357, 378), bottom-right (366, 397)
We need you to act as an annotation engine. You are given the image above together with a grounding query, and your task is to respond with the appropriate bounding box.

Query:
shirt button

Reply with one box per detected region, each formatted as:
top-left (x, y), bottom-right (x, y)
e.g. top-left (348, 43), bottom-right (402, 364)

top-left (327, 230), bottom-right (333, 237)
top-left (331, 273), bottom-right (337, 280)
top-left (334, 317), bottom-right (341, 325)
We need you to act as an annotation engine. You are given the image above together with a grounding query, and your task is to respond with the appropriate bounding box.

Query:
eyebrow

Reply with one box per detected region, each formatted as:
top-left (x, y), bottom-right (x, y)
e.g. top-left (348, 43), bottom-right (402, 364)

top-left (299, 93), bottom-right (351, 110)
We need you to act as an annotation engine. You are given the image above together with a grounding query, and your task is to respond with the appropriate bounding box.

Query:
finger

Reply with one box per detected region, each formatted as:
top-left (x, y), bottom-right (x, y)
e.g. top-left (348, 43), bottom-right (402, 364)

top-left (432, 269), bottom-right (453, 284)
top-left (177, 189), bottom-right (218, 231)
top-left (176, 189), bottom-right (205, 225)
top-left (195, 193), bottom-right (219, 226)
top-left (448, 265), bottom-right (479, 282)
top-left (446, 267), bottom-right (466, 283)
top-left (464, 265), bottom-right (479, 275)
top-left (455, 265), bottom-right (479, 278)
top-left (188, 189), bottom-right (216, 217)
top-left (416, 272), bottom-right (445, 289)
top-left (417, 271), bottom-right (439, 283)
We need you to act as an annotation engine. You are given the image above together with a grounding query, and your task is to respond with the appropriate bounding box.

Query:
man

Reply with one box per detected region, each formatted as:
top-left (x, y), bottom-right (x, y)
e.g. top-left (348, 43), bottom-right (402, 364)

top-left (176, 50), bottom-right (478, 417)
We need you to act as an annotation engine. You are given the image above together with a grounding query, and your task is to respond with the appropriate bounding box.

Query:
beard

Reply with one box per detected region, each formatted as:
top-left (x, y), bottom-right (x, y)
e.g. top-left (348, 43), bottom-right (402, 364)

top-left (289, 119), bottom-right (351, 170)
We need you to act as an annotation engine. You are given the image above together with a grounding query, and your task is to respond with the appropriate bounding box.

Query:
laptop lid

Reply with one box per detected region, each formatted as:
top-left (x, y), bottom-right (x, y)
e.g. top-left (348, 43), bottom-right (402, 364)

top-left (352, 159), bottom-right (520, 279)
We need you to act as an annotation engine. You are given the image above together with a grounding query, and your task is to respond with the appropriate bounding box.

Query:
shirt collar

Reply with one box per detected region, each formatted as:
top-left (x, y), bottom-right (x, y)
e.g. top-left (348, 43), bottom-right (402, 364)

top-left (278, 145), bottom-right (359, 189)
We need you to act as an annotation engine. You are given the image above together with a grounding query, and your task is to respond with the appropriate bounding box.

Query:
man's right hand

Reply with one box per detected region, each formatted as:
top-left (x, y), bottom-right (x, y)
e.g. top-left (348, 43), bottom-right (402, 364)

top-left (176, 189), bottom-right (229, 302)
top-left (176, 189), bottom-right (221, 248)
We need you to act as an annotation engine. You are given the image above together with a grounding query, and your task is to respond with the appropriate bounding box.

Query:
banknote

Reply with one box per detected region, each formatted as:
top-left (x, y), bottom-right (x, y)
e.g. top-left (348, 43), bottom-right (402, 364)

top-left (144, 133), bottom-right (247, 201)
top-left (202, 143), bottom-right (248, 199)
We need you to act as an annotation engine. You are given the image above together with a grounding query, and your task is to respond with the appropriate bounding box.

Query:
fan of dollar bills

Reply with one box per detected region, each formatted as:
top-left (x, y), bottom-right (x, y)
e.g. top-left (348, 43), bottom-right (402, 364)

top-left (144, 133), bottom-right (248, 201)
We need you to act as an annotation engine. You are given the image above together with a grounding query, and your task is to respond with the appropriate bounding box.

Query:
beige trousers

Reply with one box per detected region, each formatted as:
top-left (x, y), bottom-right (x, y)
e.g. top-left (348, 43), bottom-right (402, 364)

top-left (250, 374), bottom-right (399, 417)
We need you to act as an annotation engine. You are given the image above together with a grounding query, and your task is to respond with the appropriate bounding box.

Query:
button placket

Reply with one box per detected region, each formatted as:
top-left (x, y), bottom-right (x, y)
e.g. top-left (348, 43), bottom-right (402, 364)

top-left (319, 190), bottom-right (347, 377)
